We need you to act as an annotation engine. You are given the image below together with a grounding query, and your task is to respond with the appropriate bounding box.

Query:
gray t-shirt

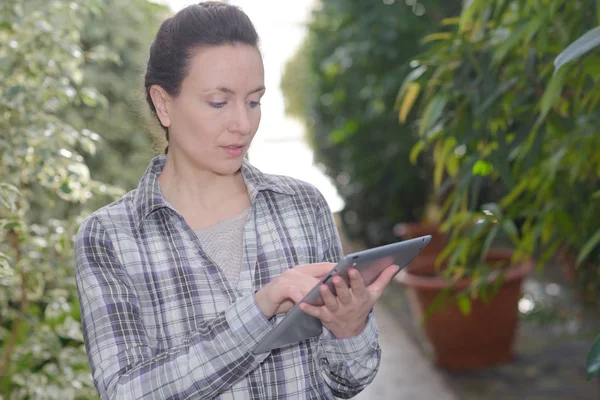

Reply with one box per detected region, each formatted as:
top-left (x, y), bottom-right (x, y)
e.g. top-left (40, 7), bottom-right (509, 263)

top-left (194, 207), bottom-right (250, 288)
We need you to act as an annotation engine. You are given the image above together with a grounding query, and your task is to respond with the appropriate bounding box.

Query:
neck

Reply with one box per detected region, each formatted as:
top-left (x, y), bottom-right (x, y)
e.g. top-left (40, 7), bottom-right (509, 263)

top-left (158, 153), bottom-right (247, 214)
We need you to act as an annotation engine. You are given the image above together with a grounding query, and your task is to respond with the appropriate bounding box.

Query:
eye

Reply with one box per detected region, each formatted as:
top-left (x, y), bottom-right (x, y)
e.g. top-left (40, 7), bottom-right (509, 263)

top-left (248, 101), bottom-right (261, 108)
top-left (209, 101), bottom-right (226, 108)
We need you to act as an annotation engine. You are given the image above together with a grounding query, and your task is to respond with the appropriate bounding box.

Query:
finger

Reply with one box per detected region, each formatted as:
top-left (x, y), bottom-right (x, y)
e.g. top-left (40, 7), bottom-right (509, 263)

top-left (368, 264), bottom-right (400, 298)
top-left (299, 302), bottom-right (322, 319)
top-left (320, 284), bottom-right (339, 311)
top-left (295, 262), bottom-right (336, 278)
top-left (288, 285), bottom-right (304, 304)
top-left (332, 275), bottom-right (351, 304)
top-left (348, 268), bottom-right (367, 297)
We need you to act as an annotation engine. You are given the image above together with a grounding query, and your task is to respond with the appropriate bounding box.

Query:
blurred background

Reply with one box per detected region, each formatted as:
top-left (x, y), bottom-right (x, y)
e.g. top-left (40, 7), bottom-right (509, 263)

top-left (1, 0), bottom-right (599, 398)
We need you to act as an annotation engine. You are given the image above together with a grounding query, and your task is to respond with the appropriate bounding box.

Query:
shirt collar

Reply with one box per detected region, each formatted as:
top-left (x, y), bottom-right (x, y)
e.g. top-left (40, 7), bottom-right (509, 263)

top-left (133, 155), bottom-right (294, 228)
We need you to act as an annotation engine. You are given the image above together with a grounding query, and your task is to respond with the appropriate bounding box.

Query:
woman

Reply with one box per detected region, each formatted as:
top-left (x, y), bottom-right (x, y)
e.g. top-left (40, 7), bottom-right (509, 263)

top-left (74, 2), bottom-right (399, 399)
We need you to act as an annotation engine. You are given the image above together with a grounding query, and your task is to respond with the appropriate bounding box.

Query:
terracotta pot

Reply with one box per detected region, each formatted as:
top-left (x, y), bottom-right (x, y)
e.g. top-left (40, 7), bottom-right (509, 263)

top-left (556, 245), bottom-right (599, 305)
top-left (394, 222), bottom-right (447, 276)
top-left (395, 248), bottom-right (534, 371)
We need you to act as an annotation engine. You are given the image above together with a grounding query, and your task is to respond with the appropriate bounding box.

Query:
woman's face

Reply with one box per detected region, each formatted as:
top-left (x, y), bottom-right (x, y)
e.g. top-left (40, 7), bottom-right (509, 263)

top-left (158, 44), bottom-right (265, 175)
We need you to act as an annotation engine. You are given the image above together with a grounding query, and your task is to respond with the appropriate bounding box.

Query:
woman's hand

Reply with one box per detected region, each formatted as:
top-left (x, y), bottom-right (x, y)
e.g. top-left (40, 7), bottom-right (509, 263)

top-left (298, 264), bottom-right (399, 339)
top-left (255, 263), bottom-right (335, 319)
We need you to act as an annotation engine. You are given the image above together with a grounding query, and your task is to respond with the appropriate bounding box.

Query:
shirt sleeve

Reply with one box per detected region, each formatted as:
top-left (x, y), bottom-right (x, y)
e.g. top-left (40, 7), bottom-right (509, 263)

top-left (74, 216), bottom-right (273, 400)
top-left (312, 190), bottom-right (382, 398)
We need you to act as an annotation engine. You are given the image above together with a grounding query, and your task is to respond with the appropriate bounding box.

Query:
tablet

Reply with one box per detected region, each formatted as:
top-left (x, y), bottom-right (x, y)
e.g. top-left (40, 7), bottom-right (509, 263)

top-left (251, 235), bottom-right (432, 355)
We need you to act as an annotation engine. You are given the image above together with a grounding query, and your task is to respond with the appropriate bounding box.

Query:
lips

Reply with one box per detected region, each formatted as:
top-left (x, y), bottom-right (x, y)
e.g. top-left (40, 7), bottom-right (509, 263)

top-left (221, 144), bottom-right (246, 157)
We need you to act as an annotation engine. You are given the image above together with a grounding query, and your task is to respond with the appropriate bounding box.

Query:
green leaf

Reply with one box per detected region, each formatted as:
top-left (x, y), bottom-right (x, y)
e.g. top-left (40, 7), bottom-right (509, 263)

top-left (0, 252), bottom-right (13, 278)
top-left (0, 183), bottom-right (20, 213)
top-left (395, 65), bottom-right (428, 108)
top-left (472, 160), bottom-right (494, 176)
top-left (493, 23), bottom-right (528, 65)
top-left (398, 82), bottom-right (420, 124)
top-left (493, 0), bottom-right (510, 19)
top-left (554, 26), bottom-right (600, 73)
top-left (79, 137), bottom-right (96, 156)
top-left (419, 94), bottom-right (447, 137)
top-left (459, 0), bottom-right (481, 33)
top-left (409, 141), bottom-right (426, 164)
top-left (60, 181), bottom-right (73, 195)
top-left (502, 219), bottom-right (519, 242)
top-left (475, 78), bottom-right (518, 116)
top-left (457, 293), bottom-right (472, 315)
top-left (539, 63), bottom-right (570, 123)
top-left (421, 32), bottom-right (452, 44)
top-left (577, 229), bottom-right (600, 266)
top-left (80, 87), bottom-right (99, 107)
top-left (587, 335), bottom-right (600, 381)
top-left (481, 224), bottom-right (500, 262)
top-left (2, 220), bottom-right (21, 231)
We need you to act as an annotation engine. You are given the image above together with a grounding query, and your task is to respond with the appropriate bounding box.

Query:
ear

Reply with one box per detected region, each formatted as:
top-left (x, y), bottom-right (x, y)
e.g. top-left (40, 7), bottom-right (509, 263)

top-left (149, 85), bottom-right (173, 128)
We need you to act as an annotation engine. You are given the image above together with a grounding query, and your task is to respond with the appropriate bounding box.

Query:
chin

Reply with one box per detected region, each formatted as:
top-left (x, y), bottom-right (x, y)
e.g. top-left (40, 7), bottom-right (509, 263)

top-left (213, 158), bottom-right (245, 176)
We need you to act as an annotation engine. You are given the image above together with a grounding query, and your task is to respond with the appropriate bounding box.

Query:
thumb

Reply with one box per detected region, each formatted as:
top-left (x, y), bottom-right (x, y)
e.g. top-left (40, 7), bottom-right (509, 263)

top-left (295, 262), bottom-right (336, 277)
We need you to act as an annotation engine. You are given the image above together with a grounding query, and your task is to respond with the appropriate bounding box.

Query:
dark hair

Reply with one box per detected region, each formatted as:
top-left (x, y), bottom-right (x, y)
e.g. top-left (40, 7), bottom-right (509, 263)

top-left (144, 1), bottom-right (260, 153)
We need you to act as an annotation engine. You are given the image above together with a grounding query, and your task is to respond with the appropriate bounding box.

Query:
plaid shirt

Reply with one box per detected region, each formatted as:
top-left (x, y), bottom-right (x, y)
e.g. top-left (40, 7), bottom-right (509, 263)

top-left (75, 155), bottom-right (381, 400)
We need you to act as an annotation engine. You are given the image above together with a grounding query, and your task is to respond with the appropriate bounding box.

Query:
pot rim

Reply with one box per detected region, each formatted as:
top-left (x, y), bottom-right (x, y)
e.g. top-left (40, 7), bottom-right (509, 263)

top-left (396, 247), bottom-right (535, 290)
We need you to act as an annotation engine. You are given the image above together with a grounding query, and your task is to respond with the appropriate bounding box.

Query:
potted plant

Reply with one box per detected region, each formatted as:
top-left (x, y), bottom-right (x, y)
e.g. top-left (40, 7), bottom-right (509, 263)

top-left (396, 206), bottom-right (534, 370)
top-left (395, 0), bottom-right (600, 369)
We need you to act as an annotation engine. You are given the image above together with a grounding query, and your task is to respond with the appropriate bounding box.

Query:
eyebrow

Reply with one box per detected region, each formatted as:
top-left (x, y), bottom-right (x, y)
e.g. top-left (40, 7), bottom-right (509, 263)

top-left (208, 86), bottom-right (266, 95)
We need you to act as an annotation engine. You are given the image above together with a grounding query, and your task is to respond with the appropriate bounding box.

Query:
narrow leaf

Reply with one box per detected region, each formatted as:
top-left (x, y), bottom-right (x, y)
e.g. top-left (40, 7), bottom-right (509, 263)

top-left (587, 335), bottom-right (600, 381)
top-left (457, 293), bottom-right (472, 315)
top-left (554, 26), bottom-right (600, 73)
top-left (399, 83), bottom-right (420, 124)
top-left (459, 0), bottom-right (480, 33)
top-left (419, 94), bottom-right (448, 137)
top-left (409, 141), bottom-right (426, 164)
top-left (500, 179), bottom-right (528, 208)
top-left (539, 65), bottom-right (570, 124)
top-left (577, 229), bottom-right (600, 266)
top-left (395, 65), bottom-right (427, 108)
top-left (493, 23), bottom-right (528, 65)
top-left (481, 225), bottom-right (500, 262)
top-left (475, 78), bottom-right (518, 116)
top-left (421, 32), bottom-right (452, 44)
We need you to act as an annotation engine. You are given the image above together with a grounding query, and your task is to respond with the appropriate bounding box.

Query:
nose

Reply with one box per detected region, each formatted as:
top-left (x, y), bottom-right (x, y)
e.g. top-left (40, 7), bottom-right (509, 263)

top-left (230, 102), bottom-right (252, 136)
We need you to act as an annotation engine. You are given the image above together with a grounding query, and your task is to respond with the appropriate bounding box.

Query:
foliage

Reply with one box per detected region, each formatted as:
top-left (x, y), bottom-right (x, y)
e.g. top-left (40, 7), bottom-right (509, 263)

top-left (73, 0), bottom-right (170, 193)
top-left (588, 334), bottom-right (600, 381)
top-left (0, 0), bottom-right (167, 397)
top-left (282, 0), bottom-right (462, 247)
top-left (399, 0), bottom-right (600, 303)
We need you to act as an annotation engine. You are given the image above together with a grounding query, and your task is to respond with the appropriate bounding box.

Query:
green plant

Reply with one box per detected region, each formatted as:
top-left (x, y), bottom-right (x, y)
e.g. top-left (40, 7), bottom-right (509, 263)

top-left (73, 0), bottom-right (170, 194)
top-left (1, 1), bottom-right (105, 396)
top-left (588, 334), bottom-right (600, 381)
top-left (0, 0), bottom-right (165, 397)
top-left (281, 0), bottom-right (462, 247)
top-left (398, 0), bottom-right (600, 303)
